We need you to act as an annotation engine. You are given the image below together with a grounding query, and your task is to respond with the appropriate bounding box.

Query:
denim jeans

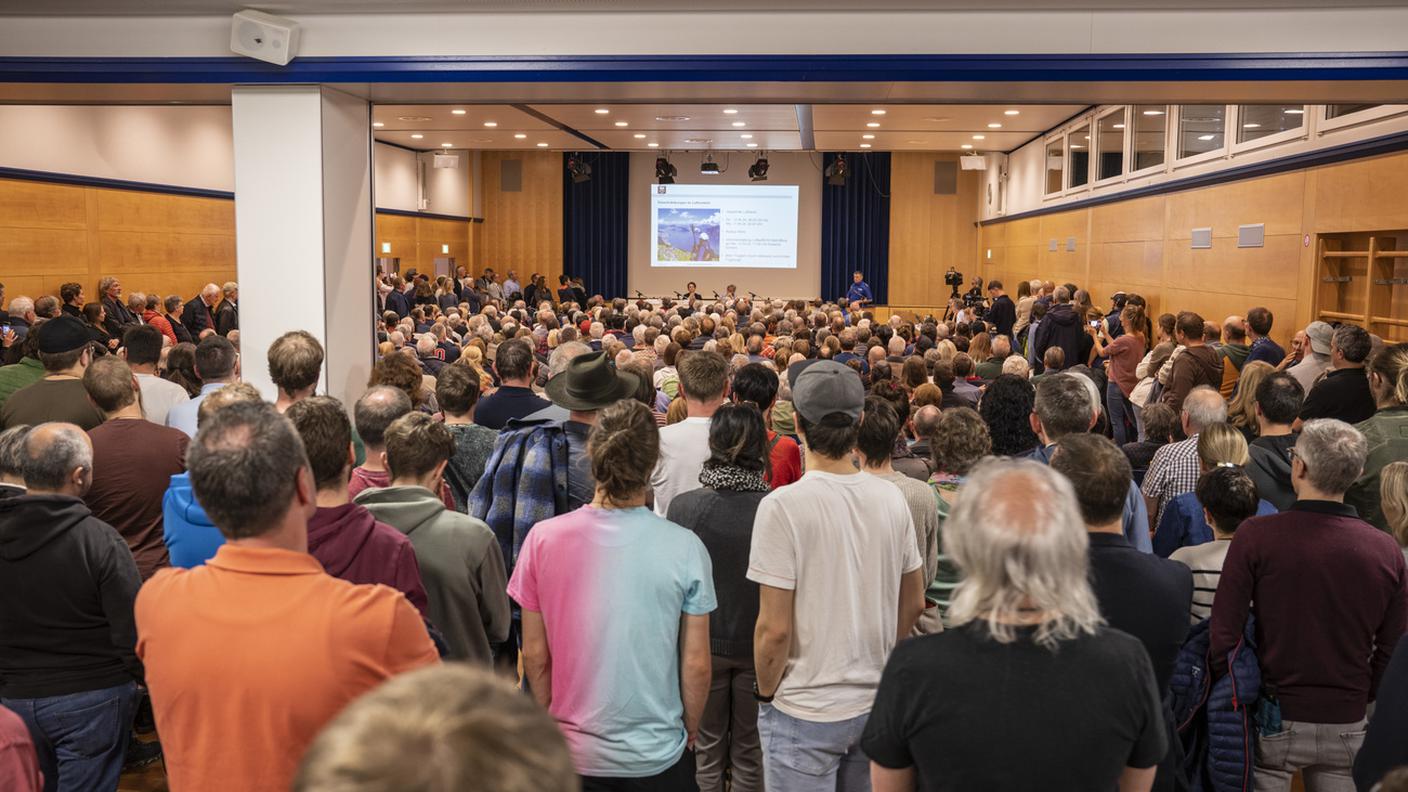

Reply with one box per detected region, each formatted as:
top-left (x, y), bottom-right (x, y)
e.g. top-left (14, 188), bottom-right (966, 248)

top-left (2, 681), bottom-right (139, 792)
top-left (1107, 380), bottom-right (1135, 447)
top-left (1254, 718), bottom-right (1367, 792)
top-left (757, 703), bottom-right (870, 792)
top-left (696, 655), bottom-right (762, 792)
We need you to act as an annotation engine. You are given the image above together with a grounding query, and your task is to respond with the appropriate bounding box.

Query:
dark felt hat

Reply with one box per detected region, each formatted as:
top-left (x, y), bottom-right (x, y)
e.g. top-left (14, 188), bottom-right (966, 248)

top-left (544, 350), bottom-right (639, 411)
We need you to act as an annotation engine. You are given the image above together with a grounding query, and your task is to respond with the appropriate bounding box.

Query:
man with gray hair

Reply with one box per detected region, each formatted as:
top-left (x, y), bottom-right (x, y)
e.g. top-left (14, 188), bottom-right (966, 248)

top-left (1142, 385), bottom-right (1228, 528)
top-left (1031, 285), bottom-right (1083, 375)
top-left (1299, 323), bottom-right (1376, 426)
top-left (1211, 418), bottom-right (1406, 792)
top-left (181, 282), bottom-right (221, 338)
top-left (6, 295), bottom-right (35, 346)
top-left (0, 422), bottom-right (144, 791)
top-left (0, 424), bottom-right (29, 498)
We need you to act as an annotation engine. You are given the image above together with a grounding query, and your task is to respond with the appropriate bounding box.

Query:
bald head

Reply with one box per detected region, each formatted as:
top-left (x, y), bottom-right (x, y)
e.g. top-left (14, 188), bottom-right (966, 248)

top-left (201, 283), bottom-right (221, 305)
top-left (23, 422), bottom-right (93, 496)
top-left (354, 385), bottom-right (413, 448)
top-left (913, 405), bottom-right (942, 441)
top-left (1182, 385), bottom-right (1229, 434)
top-left (1222, 315), bottom-right (1246, 344)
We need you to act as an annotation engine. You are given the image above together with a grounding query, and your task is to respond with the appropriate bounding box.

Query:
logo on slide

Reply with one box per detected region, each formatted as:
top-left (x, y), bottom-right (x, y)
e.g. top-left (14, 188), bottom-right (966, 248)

top-left (656, 207), bottom-right (721, 263)
top-left (656, 185), bottom-right (667, 195)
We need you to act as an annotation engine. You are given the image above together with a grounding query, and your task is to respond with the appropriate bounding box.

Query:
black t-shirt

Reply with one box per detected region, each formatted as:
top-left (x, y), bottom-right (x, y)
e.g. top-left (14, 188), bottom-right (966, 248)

top-left (862, 622), bottom-right (1166, 792)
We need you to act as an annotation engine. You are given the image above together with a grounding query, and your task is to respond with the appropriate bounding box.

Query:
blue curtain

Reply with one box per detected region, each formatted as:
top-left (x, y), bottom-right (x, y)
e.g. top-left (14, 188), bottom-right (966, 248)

top-left (562, 151), bottom-right (630, 299)
top-left (820, 151), bottom-right (891, 305)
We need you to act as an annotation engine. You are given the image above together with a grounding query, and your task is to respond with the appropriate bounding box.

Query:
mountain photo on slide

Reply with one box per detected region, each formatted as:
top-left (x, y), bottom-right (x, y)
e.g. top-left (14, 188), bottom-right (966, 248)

top-left (657, 207), bottom-right (721, 262)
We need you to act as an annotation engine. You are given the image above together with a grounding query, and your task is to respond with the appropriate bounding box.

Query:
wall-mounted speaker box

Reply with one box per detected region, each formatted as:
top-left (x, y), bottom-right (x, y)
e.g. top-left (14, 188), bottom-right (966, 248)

top-left (500, 159), bottom-right (523, 193)
top-left (1238, 223), bottom-right (1265, 248)
top-left (1191, 227), bottom-right (1213, 249)
top-left (433, 153), bottom-right (460, 169)
top-left (230, 10), bottom-right (301, 66)
top-left (1066, 237), bottom-right (1077, 252)
top-left (1049, 239), bottom-right (1059, 252)
top-left (933, 161), bottom-right (957, 195)
top-left (959, 155), bottom-right (987, 171)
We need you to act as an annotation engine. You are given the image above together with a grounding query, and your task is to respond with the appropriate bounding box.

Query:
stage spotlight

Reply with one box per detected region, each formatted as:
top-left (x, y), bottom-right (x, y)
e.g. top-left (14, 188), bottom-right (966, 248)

top-left (748, 154), bottom-right (770, 182)
top-left (699, 153), bottom-right (720, 175)
top-left (825, 154), bottom-right (848, 186)
top-left (566, 155), bottom-right (592, 184)
top-left (655, 156), bottom-right (677, 184)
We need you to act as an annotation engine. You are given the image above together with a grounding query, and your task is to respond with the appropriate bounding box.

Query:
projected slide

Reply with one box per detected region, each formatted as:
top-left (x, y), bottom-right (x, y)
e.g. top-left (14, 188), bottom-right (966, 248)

top-left (651, 184), bottom-right (799, 269)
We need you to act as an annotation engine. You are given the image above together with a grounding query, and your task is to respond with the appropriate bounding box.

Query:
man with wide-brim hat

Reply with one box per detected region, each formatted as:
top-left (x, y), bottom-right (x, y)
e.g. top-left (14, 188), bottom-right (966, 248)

top-left (542, 349), bottom-right (638, 512)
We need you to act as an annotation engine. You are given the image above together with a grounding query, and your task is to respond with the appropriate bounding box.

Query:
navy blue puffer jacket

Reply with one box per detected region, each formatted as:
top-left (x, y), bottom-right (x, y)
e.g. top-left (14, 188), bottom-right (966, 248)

top-left (1170, 617), bottom-right (1261, 792)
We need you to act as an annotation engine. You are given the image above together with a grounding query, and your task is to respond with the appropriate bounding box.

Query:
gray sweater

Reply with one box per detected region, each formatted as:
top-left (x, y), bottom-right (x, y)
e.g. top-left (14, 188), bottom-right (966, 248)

top-left (354, 485), bottom-right (510, 665)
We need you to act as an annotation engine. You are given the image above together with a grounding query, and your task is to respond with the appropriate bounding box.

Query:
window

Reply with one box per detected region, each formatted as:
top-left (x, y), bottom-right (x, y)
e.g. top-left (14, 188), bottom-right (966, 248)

top-left (1067, 123), bottom-right (1091, 189)
top-left (1177, 104), bottom-right (1226, 160)
top-left (1097, 108), bottom-right (1127, 181)
top-left (1326, 104), bottom-right (1381, 119)
top-left (1132, 105), bottom-right (1167, 172)
top-left (1045, 138), bottom-right (1064, 195)
top-left (1237, 105), bottom-right (1304, 144)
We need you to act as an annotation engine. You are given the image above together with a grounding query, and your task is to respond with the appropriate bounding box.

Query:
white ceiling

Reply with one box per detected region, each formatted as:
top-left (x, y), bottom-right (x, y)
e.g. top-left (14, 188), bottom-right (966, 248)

top-left (3, 0), bottom-right (1399, 12)
top-left (370, 102), bottom-right (1086, 153)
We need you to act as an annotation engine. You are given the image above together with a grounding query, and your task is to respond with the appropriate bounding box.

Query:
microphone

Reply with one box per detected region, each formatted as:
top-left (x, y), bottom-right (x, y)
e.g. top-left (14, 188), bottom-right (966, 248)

top-left (712, 291), bottom-right (720, 299)
top-left (749, 291), bottom-right (758, 298)
top-left (635, 290), bottom-right (644, 298)
top-left (674, 291), bottom-right (683, 298)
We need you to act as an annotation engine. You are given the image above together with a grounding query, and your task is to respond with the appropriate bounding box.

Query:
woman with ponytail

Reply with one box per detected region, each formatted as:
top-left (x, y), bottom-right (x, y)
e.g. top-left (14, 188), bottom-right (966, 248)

top-left (1092, 301), bottom-right (1149, 445)
top-left (1347, 343), bottom-right (1408, 531)
top-left (506, 398), bottom-right (717, 789)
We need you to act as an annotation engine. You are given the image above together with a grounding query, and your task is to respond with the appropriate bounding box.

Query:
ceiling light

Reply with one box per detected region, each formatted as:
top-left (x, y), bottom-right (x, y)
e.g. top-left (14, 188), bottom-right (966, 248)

top-left (410, 134), bottom-right (423, 139)
top-left (746, 143), bottom-right (758, 148)
top-left (451, 109), bottom-right (466, 115)
top-left (656, 115), bottom-right (691, 122)
top-left (972, 134), bottom-right (985, 140)
top-left (1197, 134), bottom-right (1216, 141)
top-left (441, 143), bottom-right (453, 148)
top-left (614, 121), bottom-right (629, 127)
top-left (923, 117), bottom-right (952, 122)
top-left (748, 155), bottom-right (769, 181)
top-left (372, 122), bottom-right (384, 128)
top-left (740, 134), bottom-right (753, 139)
top-left (1004, 109), bottom-right (1020, 116)
top-left (514, 133), bottom-right (527, 139)
top-left (860, 143), bottom-right (872, 148)
top-left (537, 142), bottom-right (549, 147)
top-left (1142, 109), bottom-right (1165, 116)
top-left (987, 123), bottom-right (1002, 128)
top-left (1284, 108), bottom-right (1305, 115)
top-left (656, 156), bottom-right (676, 184)
top-left (1112, 123), bottom-right (1125, 129)
top-left (700, 153), bottom-right (720, 175)
top-left (961, 144), bottom-right (973, 149)
top-left (862, 134), bottom-right (875, 140)
top-left (684, 138), bottom-right (714, 144)
top-left (594, 108), bottom-right (610, 114)
top-left (723, 108), bottom-right (739, 115)
top-left (1243, 123), bottom-right (1261, 129)
top-left (871, 109), bottom-right (887, 116)
top-left (866, 122), bottom-right (881, 128)
top-left (483, 121), bottom-right (497, 127)
top-left (732, 121), bottom-right (746, 127)
top-left (906, 139), bottom-right (926, 144)
top-left (648, 142), bottom-right (660, 148)
top-left (397, 115), bottom-right (432, 122)
top-left (633, 133), bottom-right (647, 139)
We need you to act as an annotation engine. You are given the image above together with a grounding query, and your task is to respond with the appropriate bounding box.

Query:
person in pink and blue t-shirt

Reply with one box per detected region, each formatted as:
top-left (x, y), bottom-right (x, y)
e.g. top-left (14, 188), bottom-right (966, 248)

top-left (509, 398), bottom-right (716, 791)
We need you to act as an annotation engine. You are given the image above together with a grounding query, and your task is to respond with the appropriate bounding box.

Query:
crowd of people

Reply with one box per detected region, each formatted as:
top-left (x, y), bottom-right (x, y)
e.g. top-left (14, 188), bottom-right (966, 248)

top-left (1, 267), bottom-right (1408, 792)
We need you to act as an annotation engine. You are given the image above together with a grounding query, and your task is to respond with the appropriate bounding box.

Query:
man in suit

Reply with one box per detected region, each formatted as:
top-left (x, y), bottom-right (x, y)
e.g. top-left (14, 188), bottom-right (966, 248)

top-left (384, 276), bottom-right (410, 320)
top-left (181, 283), bottom-right (221, 338)
top-left (98, 277), bottom-right (138, 339)
top-left (214, 283), bottom-right (239, 337)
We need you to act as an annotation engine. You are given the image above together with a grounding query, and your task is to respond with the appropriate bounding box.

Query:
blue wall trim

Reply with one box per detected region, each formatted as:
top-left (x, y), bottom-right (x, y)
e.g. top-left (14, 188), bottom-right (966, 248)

top-left (3, 52), bottom-right (1408, 84)
top-left (376, 207), bottom-right (479, 223)
top-left (981, 127), bottom-right (1408, 226)
top-left (0, 166), bottom-right (233, 199)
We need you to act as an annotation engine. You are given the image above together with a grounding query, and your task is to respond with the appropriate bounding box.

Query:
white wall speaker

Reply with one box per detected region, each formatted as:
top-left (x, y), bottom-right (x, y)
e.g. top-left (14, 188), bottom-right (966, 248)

top-left (230, 10), bottom-right (301, 66)
top-left (433, 153), bottom-right (461, 169)
top-left (959, 154), bottom-right (987, 171)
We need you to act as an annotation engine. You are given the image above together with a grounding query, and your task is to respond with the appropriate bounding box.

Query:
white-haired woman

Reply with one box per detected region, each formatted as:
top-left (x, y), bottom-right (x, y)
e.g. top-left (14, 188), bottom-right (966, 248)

top-left (861, 459), bottom-right (1165, 792)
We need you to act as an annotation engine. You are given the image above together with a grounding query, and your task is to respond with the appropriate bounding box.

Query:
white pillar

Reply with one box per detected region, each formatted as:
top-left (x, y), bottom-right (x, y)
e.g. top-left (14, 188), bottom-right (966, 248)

top-left (231, 85), bottom-right (374, 408)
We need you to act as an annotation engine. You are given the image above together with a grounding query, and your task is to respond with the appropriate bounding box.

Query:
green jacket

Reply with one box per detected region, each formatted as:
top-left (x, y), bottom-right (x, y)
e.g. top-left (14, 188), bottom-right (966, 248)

top-left (0, 358), bottom-right (44, 408)
top-left (1347, 406), bottom-right (1408, 533)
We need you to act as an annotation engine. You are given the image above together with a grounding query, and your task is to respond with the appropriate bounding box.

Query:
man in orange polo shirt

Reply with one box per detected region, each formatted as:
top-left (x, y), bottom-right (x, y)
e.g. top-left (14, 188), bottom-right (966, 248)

top-left (136, 402), bottom-right (438, 792)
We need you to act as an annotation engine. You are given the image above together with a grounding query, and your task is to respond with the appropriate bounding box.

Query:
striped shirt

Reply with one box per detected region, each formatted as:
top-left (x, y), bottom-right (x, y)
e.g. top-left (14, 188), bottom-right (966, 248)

top-left (1170, 539), bottom-right (1230, 623)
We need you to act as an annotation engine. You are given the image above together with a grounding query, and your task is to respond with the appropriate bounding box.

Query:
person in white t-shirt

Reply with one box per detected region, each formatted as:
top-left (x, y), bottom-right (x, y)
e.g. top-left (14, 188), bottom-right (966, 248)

top-left (119, 324), bottom-right (189, 426)
top-left (651, 349), bottom-right (729, 516)
top-left (748, 359), bottom-right (926, 792)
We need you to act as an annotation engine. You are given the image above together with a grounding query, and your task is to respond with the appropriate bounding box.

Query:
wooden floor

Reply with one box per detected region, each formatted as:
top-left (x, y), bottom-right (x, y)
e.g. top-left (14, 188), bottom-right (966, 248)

top-left (118, 733), bottom-right (166, 792)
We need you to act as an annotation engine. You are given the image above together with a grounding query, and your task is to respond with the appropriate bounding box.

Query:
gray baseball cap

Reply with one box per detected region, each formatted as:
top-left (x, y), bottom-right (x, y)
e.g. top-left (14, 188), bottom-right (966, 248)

top-left (788, 359), bottom-right (865, 422)
top-left (1305, 321), bottom-right (1333, 355)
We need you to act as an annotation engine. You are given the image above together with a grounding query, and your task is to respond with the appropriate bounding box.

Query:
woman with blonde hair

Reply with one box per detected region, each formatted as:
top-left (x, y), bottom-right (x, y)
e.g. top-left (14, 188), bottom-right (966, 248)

top-left (935, 339), bottom-right (957, 364)
top-left (1225, 360), bottom-right (1275, 441)
top-left (968, 332), bottom-right (992, 365)
top-left (862, 459), bottom-right (1166, 792)
top-left (1381, 462), bottom-right (1408, 563)
top-left (1153, 422), bottom-right (1275, 557)
top-left (454, 346), bottom-right (495, 393)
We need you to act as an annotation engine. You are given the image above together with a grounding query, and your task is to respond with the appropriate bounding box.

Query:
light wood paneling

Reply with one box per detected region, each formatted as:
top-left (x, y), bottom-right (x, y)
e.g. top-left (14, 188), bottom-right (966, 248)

top-left (479, 151), bottom-right (563, 287)
top-left (0, 178), bottom-right (235, 311)
top-left (372, 212), bottom-right (472, 280)
top-left (887, 153), bottom-right (981, 306)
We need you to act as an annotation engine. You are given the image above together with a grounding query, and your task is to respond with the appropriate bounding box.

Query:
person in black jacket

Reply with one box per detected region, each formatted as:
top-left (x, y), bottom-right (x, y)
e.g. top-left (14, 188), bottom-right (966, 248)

top-left (162, 294), bottom-right (194, 345)
top-left (1032, 286), bottom-right (1085, 374)
top-left (214, 282), bottom-right (239, 337)
top-left (985, 280), bottom-right (1017, 340)
top-left (0, 422), bottom-right (144, 790)
top-left (666, 404), bottom-right (771, 792)
top-left (181, 283), bottom-right (221, 338)
top-left (1354, 633), bottom-right (1408, 791)
top-left (98, 276), bottom-right (138, 340)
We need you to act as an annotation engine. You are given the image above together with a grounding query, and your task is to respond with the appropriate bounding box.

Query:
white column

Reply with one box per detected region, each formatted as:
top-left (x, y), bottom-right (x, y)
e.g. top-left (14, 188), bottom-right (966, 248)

top-left (231, 85), bottom-right (374, 408)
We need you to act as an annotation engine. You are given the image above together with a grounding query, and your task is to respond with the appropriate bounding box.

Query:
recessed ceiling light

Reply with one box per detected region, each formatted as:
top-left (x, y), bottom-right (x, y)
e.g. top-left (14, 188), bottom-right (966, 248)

top-left (860, 143), bottom-right (872, 148)
top-left (1142, 109), bottom-right (1165, 116)
top-left (731, 121), bottom-right (746, 127)
top-left (1197, 134), bottom-right (1216, 141)
top-left (633, 133), bottom-right (647, 139)
top-left (972, 134), bottom-right (985, 140)
top-left (923, 117), bottom-right (951, 123)
top-left (410, 134), bottom-right (423, 139)
top-left (871, 109), bottom-right (887, 116)
top-left (723, 108), bottom-right (739, 115)
top-left (740, 134), bottom-right (753, 139)
top-left (472, 138), bottom-right (493, 143)
top-left (483, 121), bottom-right (497, 127)
top-left (987, 123), bottom-right (1002, 128)
top-left (615, 121), bottom-right (629, 127)
top-left (746, 143), bottom-right (758, 148)
top-left (684, 138), bottom-right (714, 144)
top-left (656, 115), bottom-right (691, 122)
top-left (1112, 123), bottom-right (1125, 129)
top-left (1070, 144), bottom-right (1083, 149)
top-left (397, 116), bottom-right (432, 122)
top-left (866, 122), bottom-right (881, 128)
top-left (1243, 123), bottom-right (1261, 129)
top-left (960, 144), bottom-right (973, 149)
top-left (371, 122), bottom-right (384, 128)
top-left (1284, 108), bottom-right (1305, 115)
top-left (451, 109), bottom-right (466, 115)
top-left (441, 143), bottom-right (453, 148)
top-left (1004, 109), bottom-right (1020, 116)
top-left (647, 142), bottom-right (659, 148)
top-left (514, 133), bottom-right (527, 139)
top-left (862, 134), bottom-right (875, 140)
top-left (536, 142), bottom-right (549, 147)
top-left (594, 108), bottom-right (610, 114)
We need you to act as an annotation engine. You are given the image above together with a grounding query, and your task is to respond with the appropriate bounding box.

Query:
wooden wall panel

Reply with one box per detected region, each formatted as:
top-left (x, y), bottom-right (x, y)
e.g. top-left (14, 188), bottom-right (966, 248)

top-left (0, 178), bottom-right (235, 311)
top-left (1311, 152), bottom-right (1408, 232)
top-left (372, 212), bottom-right (471, 281)
top-left (886, 153), bottom-right (981, 308)
top-left (479, 151), bottom-right (563, 287)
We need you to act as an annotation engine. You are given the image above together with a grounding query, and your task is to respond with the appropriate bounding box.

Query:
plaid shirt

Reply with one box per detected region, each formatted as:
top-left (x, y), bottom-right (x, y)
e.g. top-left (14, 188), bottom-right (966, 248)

top-left (1142, 435), bottom-right (1201, 528)
top-left (469, 422), bottom-right (570, 576)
